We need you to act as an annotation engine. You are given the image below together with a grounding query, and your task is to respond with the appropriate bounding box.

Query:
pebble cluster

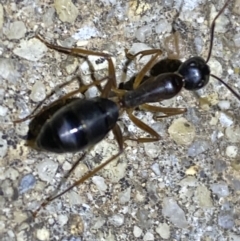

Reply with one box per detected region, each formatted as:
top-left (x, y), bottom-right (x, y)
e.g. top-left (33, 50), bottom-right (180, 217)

top-left (1, 0), bottom-right (240, 240)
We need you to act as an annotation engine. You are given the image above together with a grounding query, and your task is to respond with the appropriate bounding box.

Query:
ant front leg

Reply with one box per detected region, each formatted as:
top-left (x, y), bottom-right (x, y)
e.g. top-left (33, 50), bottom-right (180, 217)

top-left (124, 49), bottom-right (162, 88)
top-left (124, 109), bottom-right (160, 143)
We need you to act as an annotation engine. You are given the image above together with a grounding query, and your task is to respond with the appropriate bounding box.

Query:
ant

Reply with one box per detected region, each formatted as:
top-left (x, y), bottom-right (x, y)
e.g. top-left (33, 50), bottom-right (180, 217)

top-left (14, 0), bottom-right (239, 217)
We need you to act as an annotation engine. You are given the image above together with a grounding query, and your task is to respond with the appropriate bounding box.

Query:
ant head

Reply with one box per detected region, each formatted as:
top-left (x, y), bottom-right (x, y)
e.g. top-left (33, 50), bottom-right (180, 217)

top-left (178, 57), bottom-right (210, 91)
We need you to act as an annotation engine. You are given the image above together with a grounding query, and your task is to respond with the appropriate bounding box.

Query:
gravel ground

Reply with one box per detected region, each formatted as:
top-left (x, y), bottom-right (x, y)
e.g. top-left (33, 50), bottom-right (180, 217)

top-left (1, 0), bottom-right (240, 240)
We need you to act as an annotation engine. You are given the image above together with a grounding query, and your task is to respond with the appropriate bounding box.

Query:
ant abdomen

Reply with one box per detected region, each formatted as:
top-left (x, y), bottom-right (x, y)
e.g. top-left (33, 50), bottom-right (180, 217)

top-left (35, 97), bottom-right (119, 153)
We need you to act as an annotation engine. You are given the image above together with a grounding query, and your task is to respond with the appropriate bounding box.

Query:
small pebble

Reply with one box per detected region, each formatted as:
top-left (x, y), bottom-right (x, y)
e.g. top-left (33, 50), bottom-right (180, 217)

top-left (92, 176), bottom-right (107, 192)
top-left (4, 21), bottom-right (26, 40)
top-left (156, 223), bottom-right (170, 239)
top-left (135, 25), bottom-right (152, 42)
top-left (187, 140), bottom-right (210, 157)
top-left (36, 228), bottom-right (50, 241)
top-left (144, 142), bottom-right (159, 158)
top-left (13, 38), bottom-right (48, 61)
top-left (54, 0), bottom-right (78, 23)
top-left (195, 185), bottom-right (213, 208)
top-left (72, 26), bottom-right (100, 40)
top-left (168, 117), bottom-right (196, 145)
top-left (0, 4), bottom-right (3, 29)
top-left (1, 179), bottom-right (14, 199)
top-left (0, 58), bottom-right (21, 83)
top-left (233, 0), bottom-right (240, 15)
top-left (0, 105), bottom-right (8, 116)
top-left (210, 183), bottom-right (229, 198)
top-left (225, 126), bottom-right (240, 143)
top-left (85, 86), bottom-right (99, 99)
top-left (5, 168), bottom-right (19, 181)
top-left (179, 176), bottom-right (197, 187)
top-left (133, 225), bottom-right (142, 238)
top-left (218, 112), bottom-right (233, 127)
top-left (62, 161), bottom-right (72, 171)
top-left (18, 174), bottom-right (36, 194)
top-left (118, 187), bottom-right (131, 204)
top-left (218, 100), bottom-right (230, 110)
top-left (155, 19), bottom-right (171, 34)
top-left (225, 145), bottom-right (238, 158)
top-left (36, 160), bottom-right (58, 182)
top-left (30, 81), bottom-right (46, 102)
top-left (92, 217), bottom-right (105, 229)
top-left (162, 197), bottom-right (188, 228)
top-left (150, 163), bottom-right (161, 176)
top-left (108, 214), bottom-right (124, 227)
top-left (58, 214), bottom-right (69, 226)
top-left (143, 231), bottom-right (154, 241)
top-left (218, 211), bottom-right (235, 229)
top-left (0, 132), bottom-right (7, 158)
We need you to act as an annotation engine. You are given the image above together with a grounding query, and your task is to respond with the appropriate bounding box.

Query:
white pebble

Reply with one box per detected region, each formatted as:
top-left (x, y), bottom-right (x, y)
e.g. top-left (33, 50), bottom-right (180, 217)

top-left (135, 25), bottom-right (152, 42)
top-left (108, 214), bottom-right (124, 227)
top-left (218, 100), bottom-right (230, 110)
top-left (36, 228), bottom-right (50, 241)
top-left (85, 86), bottom-right (99, 98)
top-left (143, 231), bottom-right (154, 241)
top-left (144, 142), bottom-right (159, 158)
top-left (156, 223), bottom-right (170, 239)
top-left (225, 146), bottom-right (238, 158)
top-left (92, 176), bottom-right (107, 192)
top-left (58, 214), bottom-right (68, 226)
top-left (0, 105), bottom-right (7, 116)
top-left (119, 187), bottom-right (131, 204)
top-left (30, 81), bottom-right (46, 102)
top-left (151, 163), bottom-right (161, 176)
top-left (162, 197), bottom-right (188, 228)
top-left (233, 33), bottom-right (240, 47)
top-left (218, 112), bottom-right (233, 127)
top-left (13, 38), bottom-right (48, 61)
top-left (36, 160), bottom-right (58, 182)
top-left (133, 225), bottom-right (142, 238)
top-left (155, 19), bottom-right (171, 34)
top-left (0, 132), bottom-right (7, 158)
top-left (62, 161), bottom-right (72, 171)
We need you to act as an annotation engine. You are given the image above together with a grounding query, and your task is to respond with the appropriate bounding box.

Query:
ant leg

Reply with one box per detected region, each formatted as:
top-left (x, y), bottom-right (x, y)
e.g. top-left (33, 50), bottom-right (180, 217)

top-left (14, 76), bottom-right (111, 123)
top-left (32, 124), bottom-right (123, 217)
top-left (125, 109), bottom-right (160, 143)
top-left (36, 35), bottom-right (116, 98)
top-left (140, 104), bottom-right (187, 119)
top-left (14, 77), bottom-right (82, 123)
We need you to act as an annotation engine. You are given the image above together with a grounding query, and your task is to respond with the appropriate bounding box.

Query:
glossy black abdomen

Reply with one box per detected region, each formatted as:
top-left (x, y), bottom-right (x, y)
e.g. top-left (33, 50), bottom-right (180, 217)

top-left (36, 97), bottom-right (119, 153)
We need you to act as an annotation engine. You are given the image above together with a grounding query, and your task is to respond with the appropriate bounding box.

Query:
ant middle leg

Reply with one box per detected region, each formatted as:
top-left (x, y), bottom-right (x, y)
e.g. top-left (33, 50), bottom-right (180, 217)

top-left (124, 109), bottom-right (160, 143)
top-left (140, 103), bottom-right (187, 119)
top-left (14, 76), bottom-right (112, 123)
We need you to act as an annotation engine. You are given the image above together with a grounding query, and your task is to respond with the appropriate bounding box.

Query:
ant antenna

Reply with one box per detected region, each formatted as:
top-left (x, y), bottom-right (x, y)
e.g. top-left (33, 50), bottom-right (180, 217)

top-left (206, 0), bottom-right (230, 63)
